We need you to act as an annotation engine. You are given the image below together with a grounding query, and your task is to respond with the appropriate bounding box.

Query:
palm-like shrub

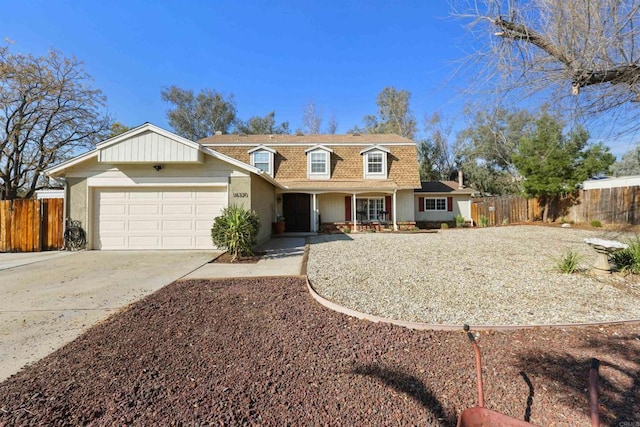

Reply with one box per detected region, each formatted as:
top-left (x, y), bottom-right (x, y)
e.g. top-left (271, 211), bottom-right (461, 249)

top-left (554, 250), bottom-right (583, 274)
top-left (211, 205), bottom-right (261, 262)
top-left (611, 237), bottom-right (640, 274)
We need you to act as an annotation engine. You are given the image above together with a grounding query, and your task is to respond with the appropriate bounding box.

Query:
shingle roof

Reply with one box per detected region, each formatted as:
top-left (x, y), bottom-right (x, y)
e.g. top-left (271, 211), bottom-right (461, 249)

top-left (416, 181), bottom-right (475, 195)
top-left (201, 134), bottom-right (421, 189)
top-left (278, 179), bottom-right (401, 191)
top-left (198, 133), bottom-right (414, 144)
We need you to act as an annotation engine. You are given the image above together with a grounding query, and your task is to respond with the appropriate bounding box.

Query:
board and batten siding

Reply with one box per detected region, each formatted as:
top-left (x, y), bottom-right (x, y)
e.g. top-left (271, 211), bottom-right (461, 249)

top-left (98, 131), bottom-right (203, 163)
top-left (316, 190), bottom-right (415, 223)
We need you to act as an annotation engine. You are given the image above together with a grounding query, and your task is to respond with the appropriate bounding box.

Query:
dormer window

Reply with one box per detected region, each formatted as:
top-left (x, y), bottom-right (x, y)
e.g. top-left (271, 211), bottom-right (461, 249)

top-left (305, 145), bottom-right (333, 179)
top-left (248, 145), bottom-right (276, 176)
top-left (360, 145), bottom-right (390, 179)
top-left (367, 152), bottom-right (384, 173)
top-left (310, 152), bottom-right (327, 174)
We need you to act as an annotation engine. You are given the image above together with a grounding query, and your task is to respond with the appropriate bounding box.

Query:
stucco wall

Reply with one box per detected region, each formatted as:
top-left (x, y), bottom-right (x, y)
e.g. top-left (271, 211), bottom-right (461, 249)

top-left (250, 174), bottom-right (275, 244)
top-left (66, 177), bottom-right (88, 234)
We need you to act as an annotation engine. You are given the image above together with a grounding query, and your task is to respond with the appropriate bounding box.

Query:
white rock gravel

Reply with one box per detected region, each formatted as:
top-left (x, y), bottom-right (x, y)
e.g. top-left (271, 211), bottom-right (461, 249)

top-left (307, 226), bottom-right (640, 326)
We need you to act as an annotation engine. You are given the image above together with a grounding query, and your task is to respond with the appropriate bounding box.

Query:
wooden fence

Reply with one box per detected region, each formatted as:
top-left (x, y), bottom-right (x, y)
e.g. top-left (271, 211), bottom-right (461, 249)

top-left (0, 198), bottom-right (64, 252)
top-left (471, 196), bottom-right (541, 226)
top-left (472, 186), bottom-right (640, 226)
top-left (567, 187), bottom-right (640, 225)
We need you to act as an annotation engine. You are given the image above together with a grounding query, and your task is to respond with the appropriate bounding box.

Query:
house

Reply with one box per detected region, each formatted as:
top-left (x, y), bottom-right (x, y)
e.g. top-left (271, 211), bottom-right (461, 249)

top-left (414, 173), bottom-right (475, 227)
top-left (199, 131), bottom-right (421, 234)
top-left (45, 123), bottom-right (422, 250)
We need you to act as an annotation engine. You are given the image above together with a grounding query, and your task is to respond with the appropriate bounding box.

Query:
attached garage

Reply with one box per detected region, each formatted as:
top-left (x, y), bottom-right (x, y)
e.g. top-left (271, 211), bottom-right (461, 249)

top-left (93, 187), bottom-right (226, 250)
top-left (45, 124), bottom-right (279, 250)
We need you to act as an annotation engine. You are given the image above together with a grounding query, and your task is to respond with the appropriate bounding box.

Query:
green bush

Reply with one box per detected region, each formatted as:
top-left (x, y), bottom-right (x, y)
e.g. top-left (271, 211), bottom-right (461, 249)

top-left (455, 214), bottom-right (465, 228)
top-left (611, 237), bottom-right (640, 274)
top-left (211, 205), bottom-right (260, 262)
top-left (479, 215), bottom-right (489, 227)
top-left (554, 250), bottom-right (583, 274)
top-left (502, 217), bottom-right (509, 225)
top-left (590, 220), bottom-right (602, 227)
top-left (343, 227), bottom-right (351, 234)
top-left (441, 222), bottom-right (449, 229)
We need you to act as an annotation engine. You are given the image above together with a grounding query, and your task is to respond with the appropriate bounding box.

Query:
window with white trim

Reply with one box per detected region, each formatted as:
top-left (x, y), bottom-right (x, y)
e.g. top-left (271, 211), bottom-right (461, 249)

top-left (356, 198), bottom-right (385, 221)
top-left (425, 197), bottom-right (447, 211)
top-left (306, 148), bottom-right (331, 179)
top-left (310, 151), bottom-right (327, 174)
top-left (252, 150), bottom-right (271, 174)
top-left (362, 149), bottom-right (387, 179)
top-left (367, 152), bottom-right (383, 173)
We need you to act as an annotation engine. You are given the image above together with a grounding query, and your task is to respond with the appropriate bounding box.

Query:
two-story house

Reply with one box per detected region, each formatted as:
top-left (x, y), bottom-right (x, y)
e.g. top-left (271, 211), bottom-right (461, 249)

top-left (45, 123), bottom-right (422, 250)
top-left (199, 132), bottom-right (421, 235)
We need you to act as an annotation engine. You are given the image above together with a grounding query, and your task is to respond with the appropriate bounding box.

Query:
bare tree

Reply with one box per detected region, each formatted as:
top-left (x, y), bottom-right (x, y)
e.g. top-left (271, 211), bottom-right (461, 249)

top-left (454, 0), bottom-right (640, 132)
top-left (327, 113), bottom-right (338, 134)
top-left (302, 100), bottom-right (323, 134)
top-left (352, 87), bottom-right (417, 139)
top-left (0, 45), bottom-right (109, 200)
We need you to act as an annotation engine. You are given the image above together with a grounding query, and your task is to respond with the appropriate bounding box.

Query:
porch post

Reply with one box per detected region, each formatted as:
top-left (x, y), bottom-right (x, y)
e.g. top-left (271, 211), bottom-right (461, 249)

top-left (312, 193), bottom-right (317, 232)
top-left (352, 193), bottom-right (357, 232)
top-left (393, 190), bottom-right (398, 231)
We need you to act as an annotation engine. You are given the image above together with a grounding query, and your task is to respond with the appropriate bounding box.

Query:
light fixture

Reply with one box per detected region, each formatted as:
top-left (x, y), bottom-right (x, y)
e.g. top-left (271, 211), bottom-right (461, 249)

top-left (153, 164), bottom-right (164, 171)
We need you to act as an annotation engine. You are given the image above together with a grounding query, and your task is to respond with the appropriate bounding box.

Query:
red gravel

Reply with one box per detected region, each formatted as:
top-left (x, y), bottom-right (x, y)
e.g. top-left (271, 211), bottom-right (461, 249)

top-left (0, 277), bottom-right (638, 426)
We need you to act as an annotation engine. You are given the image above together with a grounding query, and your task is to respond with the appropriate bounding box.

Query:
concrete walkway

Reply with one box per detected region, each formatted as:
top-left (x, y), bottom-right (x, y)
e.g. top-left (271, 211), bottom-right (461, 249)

top-left (184, 237), bottom-right (307, 279)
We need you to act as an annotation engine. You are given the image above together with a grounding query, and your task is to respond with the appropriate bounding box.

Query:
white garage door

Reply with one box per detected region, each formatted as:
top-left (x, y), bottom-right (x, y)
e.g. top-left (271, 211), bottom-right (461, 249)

top-left (93, 188), bottom-right (226, 250)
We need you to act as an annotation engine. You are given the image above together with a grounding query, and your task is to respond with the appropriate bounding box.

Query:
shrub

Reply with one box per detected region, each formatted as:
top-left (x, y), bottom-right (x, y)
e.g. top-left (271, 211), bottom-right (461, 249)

top-left (502, 217), bottom-right (509, 225)
top-left (455, 214), bottom-right (465, 228)
top-left (441, 223), bottom-right (449, 229)
top-left (611, 237), bottom-right (640, 274)
top-left (343, 227), bottom-right (351, 234)
top-left (479, 215), bottom-right (489, 227)
top-left (554, 250), bottom-right (583, 274)
top-left (590, 220), bottom-right (602, 227)
top-left (211, 205), bottom-right (260, 262)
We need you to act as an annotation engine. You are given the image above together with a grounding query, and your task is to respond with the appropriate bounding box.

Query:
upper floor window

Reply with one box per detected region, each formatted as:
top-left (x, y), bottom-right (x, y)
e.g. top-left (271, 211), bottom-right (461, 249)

top-left (367, 152), bottom-right (384, 173)
top-left (310, 151), bottom-right (327, 174)
top-left (248, 145), bottom-right (276, 176)
top-left (360, 145), bottom-right (390, 179)
top-left (305, 145), bottom-right (333, 179)
top-left (253, 151), bottom-right (270, 172)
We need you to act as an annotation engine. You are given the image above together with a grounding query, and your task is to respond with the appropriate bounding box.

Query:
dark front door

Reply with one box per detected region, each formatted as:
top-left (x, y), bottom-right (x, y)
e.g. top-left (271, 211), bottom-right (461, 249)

top-left (282, 193), bottom-right (311, 232)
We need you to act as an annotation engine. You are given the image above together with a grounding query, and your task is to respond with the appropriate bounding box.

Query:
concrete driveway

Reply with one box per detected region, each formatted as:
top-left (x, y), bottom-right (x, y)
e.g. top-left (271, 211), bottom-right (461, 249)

top-left (0, 250), bottom-right (215, 382)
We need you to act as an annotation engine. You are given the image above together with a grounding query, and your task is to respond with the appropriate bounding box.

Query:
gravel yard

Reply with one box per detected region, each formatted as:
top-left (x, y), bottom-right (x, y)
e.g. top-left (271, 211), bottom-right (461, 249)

top-left (307, 225), bottom-right (640, 326)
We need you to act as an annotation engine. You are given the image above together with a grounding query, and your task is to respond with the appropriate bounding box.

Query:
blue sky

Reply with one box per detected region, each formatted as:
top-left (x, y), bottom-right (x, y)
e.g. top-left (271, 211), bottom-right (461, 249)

top-left (0, 1), bottom-right (635, 157)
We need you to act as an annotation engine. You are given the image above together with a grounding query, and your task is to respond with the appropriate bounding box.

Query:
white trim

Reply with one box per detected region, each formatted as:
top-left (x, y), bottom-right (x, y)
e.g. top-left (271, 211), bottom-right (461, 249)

top-left (392, 190), bottom-right (398, 231)
top-left (203, 142), bottom-right (415, 147)
top-left (250, 150), bottom-right (273, 175)
top-left (304, 144), bottom-right (334, 154)
top-left (362, 150), bottom-right (387, 179)
top-left (424, 197), bottom-right (448, 211)
top-left (307, 149), bottom-right (330, 179)
top-left (247, 145), bottom-right (276, 154)
top-left (359, 144), bottom-right (391, 155)
top-left (45, 150), bottom-right (99, 177)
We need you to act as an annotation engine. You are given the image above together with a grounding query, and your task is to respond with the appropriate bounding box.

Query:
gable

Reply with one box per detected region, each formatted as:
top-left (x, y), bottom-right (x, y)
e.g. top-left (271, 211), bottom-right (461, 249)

top-left (98, 129), bottom-right (203, 163)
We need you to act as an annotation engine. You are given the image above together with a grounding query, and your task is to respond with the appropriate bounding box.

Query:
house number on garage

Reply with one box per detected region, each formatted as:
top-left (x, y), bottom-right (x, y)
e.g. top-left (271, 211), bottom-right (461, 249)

top-left (233, 192), bottom-right (248, 198)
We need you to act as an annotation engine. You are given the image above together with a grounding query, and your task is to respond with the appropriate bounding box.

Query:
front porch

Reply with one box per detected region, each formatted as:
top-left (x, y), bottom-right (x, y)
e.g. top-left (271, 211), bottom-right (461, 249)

top-left (274, 188), bottom-right (416, 235)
